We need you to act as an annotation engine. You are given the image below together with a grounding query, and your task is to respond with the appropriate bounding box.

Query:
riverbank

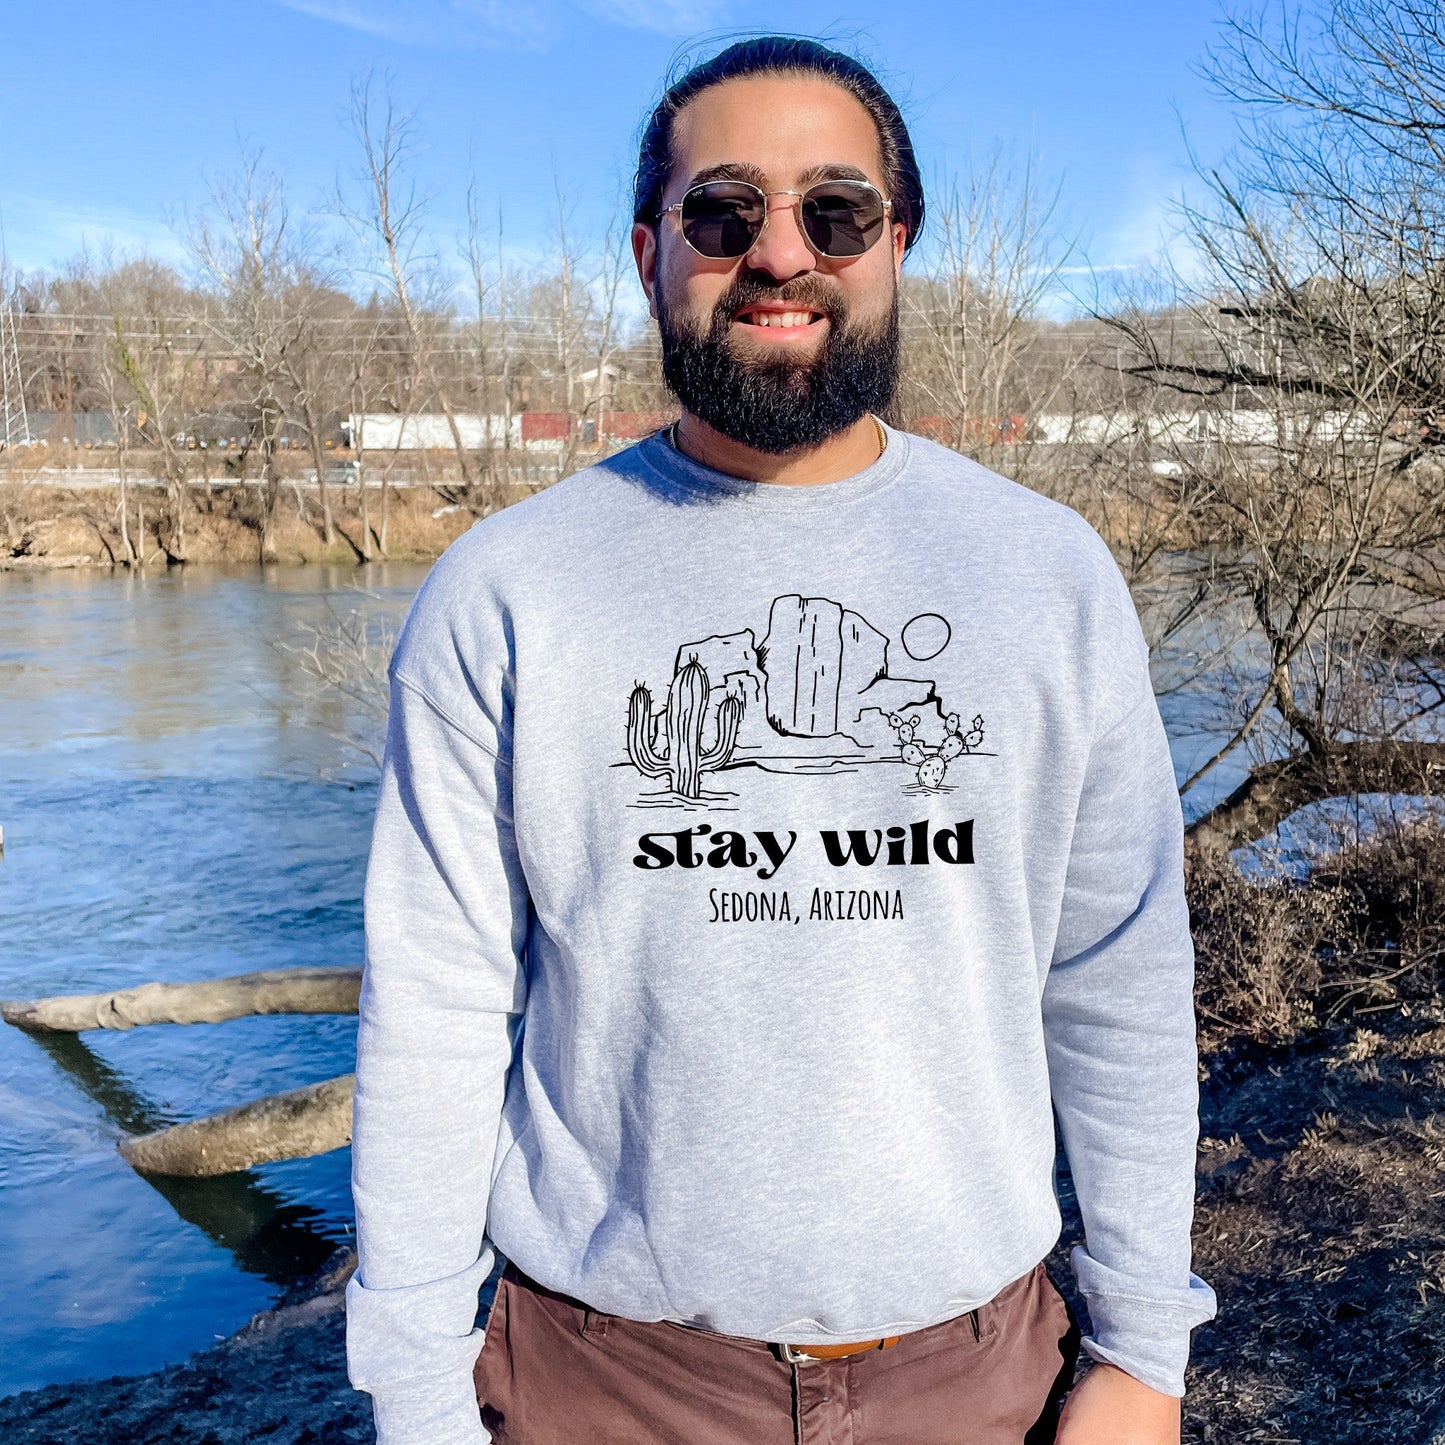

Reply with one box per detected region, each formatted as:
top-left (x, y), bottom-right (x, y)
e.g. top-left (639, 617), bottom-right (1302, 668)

top-left (0, 478), bottom-right (504, 570)
top-left (0, 1246), bottom-right (370, 1444)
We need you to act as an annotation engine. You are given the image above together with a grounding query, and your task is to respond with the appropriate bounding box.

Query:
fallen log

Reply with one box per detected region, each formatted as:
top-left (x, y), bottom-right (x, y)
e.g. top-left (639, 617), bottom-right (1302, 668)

top-left (1185, 739), bottom-right (1445, 854)
top-left (1, 965), bottom-right (362, 1033)
top-left (119, 1073), bottom-right (355, 1177)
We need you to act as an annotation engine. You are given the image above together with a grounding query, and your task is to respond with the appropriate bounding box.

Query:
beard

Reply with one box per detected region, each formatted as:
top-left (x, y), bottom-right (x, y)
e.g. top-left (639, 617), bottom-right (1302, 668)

top-left (656, 270), bottom-right (900, 455)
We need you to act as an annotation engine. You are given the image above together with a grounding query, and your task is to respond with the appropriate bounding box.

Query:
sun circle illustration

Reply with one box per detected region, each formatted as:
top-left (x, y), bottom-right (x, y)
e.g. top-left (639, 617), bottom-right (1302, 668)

top-left (900, 612), bottom-right (951, 661)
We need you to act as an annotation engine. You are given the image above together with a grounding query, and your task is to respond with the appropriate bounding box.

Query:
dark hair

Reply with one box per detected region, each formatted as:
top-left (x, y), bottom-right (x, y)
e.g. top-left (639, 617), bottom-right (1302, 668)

top-left (633, 36), bottom-right (925, 253)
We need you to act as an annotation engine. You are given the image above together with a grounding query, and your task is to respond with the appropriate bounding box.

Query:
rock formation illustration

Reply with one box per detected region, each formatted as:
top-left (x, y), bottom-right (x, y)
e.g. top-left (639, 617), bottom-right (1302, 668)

top-left (622, 593), bottom-right (987, 805)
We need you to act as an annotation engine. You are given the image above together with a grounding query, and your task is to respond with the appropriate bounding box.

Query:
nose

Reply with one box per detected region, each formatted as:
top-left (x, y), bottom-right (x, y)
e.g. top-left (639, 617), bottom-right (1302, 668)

top-left (745, 193), bottom-right (816, 283)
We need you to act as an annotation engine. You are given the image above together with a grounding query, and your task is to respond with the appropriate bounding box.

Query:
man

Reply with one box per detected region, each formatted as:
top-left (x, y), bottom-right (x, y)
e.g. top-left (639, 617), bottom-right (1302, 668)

top-left (345, 35), bottom-right (1218, 1445)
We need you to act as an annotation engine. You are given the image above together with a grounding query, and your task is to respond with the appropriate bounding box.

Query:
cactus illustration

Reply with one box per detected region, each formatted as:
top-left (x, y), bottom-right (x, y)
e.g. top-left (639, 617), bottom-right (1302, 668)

top-left (627, 656), bottom-right (744, 800)
top-left (918, 755), bottom-right (948, 789)
top-left (895, 707), bottom-right (981, 786)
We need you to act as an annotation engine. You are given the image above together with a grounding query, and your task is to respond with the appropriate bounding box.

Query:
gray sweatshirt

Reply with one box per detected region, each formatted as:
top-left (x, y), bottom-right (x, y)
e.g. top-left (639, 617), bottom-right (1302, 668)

top-left (344, 422), bottom-right (1218, 1442)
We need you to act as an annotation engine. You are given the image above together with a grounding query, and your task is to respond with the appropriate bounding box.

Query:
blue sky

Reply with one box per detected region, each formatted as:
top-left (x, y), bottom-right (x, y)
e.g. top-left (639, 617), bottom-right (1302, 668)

top-left (1, 1), bottom-right (1241, 303)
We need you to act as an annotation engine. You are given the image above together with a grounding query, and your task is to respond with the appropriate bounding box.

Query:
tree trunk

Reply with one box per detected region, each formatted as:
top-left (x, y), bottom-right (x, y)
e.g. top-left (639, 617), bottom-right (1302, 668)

top-left (357, 462), bottom-right (374, 560)
top-left (1, 965), bottom-right (361, 1033)
top-left (306, 415), bottom-right (337, 546)
top-left (118, 1073), bottom-right (354, 1177)
top-left (1186, 740), bottom-right (1445, 853)
top-left (117, 475), bottom-right (134, 566)
top-left (259, 428), bottom-right (281, 562)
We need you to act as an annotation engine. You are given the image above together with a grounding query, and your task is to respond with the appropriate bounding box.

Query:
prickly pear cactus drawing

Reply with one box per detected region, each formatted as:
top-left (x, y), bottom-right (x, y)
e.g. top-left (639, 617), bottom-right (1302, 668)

top-left (626, 656), bottom-right (744, 801)
top-left (892, 708), bottom-right (986, 791)
top-left (949, 712), bottom-right (986, 753)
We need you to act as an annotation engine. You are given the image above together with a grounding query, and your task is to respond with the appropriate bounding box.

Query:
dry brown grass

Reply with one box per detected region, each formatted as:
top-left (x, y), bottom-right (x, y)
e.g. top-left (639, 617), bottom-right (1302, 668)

top-left (1189, 816), bottom-right (1445, 1055)
top-left (1179, 1003), bottom-right (1445, 1441)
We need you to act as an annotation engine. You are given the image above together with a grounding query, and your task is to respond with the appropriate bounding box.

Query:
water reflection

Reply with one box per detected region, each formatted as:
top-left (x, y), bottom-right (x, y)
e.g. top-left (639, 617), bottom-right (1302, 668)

top-left (0, 562), bottom-right (426, 782)
top-left (29, 1029), bottom-right (343, 1287)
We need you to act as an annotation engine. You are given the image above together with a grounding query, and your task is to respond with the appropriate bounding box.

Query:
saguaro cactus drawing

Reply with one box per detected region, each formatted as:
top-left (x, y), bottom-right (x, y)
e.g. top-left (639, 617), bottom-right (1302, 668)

top-left (627, 656), bottom-right (744, 799)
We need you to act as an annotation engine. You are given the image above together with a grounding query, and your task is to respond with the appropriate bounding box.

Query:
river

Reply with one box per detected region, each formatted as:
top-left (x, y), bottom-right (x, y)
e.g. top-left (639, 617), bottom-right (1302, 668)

top-left (0, 564), bottom-right (426, 1399)
top-left (0, 560), bottom-right (1251, 1401)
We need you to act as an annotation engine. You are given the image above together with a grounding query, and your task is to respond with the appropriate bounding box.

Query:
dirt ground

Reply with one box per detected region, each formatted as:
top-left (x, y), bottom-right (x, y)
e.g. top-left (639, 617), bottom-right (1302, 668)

top-left (2, 1006), bottom-right (1441, 1443)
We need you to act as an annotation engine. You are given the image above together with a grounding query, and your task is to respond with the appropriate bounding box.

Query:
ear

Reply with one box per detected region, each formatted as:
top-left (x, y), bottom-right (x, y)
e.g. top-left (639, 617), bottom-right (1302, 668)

top-left (889, 219), bottom-right (907, 278)
top-left (632, 221), bottom-right (659, 320)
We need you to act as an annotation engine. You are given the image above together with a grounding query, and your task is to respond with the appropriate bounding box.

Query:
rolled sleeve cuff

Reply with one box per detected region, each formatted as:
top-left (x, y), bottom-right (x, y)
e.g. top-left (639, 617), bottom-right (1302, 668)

top-left (366, 1368), bottom-right (492, 1445)
top-left (1070, 1246), bottom-right (1219, 1397)
top-left (345, 1256), bottom-right (495, 1445)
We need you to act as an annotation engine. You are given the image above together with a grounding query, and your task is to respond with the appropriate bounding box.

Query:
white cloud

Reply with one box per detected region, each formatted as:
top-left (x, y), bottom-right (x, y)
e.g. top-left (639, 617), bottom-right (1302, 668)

top-left (272, 0), bottom-right (559, 49)
top-left (269, 0), bottom-right (729, 48)
top-left (1045, 176), bottom-right (1212, 317)
top-left (572, 0), bottom-right (728, 32)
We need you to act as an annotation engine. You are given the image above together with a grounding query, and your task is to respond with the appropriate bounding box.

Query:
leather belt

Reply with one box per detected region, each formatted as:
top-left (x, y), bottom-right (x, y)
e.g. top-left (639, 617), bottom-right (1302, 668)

top-left (776, 1335), bottom-right (902, 1364)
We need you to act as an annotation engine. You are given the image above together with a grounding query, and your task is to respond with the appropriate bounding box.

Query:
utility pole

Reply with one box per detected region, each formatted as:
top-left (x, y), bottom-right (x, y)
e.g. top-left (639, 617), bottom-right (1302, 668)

top-left (1, 302), bottom-right (29, 450)
top-left (0, 202), bottom-right (32, 450)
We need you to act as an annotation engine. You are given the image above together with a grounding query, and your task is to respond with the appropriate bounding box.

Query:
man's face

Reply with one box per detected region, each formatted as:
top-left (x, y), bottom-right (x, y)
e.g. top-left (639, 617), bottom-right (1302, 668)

top-left (632, 73), bottom-right (908, 454)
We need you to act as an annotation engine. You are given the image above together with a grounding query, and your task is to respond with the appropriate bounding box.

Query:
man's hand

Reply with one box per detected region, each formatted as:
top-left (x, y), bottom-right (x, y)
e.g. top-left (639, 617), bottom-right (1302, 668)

top-left (1055, 1361), bottom-right (1181, 1444)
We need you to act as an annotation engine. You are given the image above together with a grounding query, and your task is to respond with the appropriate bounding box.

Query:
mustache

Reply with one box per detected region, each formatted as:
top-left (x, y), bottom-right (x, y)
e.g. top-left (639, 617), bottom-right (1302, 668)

top-left (711, 272), bottom-right (846, 327)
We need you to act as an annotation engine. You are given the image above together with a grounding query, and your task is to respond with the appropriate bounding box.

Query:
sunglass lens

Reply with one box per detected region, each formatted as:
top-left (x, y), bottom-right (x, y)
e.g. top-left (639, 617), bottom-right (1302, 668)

top-left (802, 183), bottom-right (886, 257)
top-left (680, 182), bottom-right (765, 257)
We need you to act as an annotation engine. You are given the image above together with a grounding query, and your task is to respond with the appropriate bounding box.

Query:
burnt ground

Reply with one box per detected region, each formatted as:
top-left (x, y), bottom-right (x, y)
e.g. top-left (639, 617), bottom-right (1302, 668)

top-left (1178, 998), bottom-right (1445, 1444)
top-left (3, 1009), bottom-right (1444, 1444)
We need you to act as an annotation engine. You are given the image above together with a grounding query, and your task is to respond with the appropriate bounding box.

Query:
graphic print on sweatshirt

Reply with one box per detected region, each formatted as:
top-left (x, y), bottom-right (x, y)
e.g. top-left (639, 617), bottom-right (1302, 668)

top-left (619, 591), bottom-right (991, 812)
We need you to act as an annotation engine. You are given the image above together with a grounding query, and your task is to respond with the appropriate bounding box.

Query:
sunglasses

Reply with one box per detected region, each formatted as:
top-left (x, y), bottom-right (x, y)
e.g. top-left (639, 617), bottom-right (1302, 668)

top-left (660, 178), bottom-right (894, 260)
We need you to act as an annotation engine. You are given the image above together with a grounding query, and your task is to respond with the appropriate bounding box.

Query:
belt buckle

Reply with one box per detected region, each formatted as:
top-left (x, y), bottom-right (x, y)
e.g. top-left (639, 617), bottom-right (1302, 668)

top-left (778, 1343), bottom-right (824, 1365)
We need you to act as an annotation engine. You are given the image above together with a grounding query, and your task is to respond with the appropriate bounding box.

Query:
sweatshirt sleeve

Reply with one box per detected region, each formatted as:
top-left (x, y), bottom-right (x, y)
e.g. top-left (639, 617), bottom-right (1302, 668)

top-left (1038, 572), bottom-right (1218, 1398)
top-left (344, 666), bottom-right (531, 1445)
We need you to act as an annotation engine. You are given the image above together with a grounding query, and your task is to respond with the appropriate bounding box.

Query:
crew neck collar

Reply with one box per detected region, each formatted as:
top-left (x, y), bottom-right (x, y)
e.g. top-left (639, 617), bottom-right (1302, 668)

top-left (634, 417), bottom-right (910, 512)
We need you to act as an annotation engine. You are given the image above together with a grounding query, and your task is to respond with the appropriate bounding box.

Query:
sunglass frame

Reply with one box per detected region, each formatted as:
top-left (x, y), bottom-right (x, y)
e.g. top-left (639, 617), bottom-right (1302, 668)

top-left (660, 178), bottom-right (894, 260)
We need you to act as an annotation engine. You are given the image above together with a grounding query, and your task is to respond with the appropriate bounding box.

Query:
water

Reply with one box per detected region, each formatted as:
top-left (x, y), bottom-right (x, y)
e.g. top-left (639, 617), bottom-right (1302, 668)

top-left (0, 558), bottom-right (1268, 1401)
top-left (0, 564), bottom-right (427, 1399)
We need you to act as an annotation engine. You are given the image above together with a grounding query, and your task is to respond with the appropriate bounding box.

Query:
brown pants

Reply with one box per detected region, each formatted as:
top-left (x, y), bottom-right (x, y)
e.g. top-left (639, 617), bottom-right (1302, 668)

top-left (473, 1260), bottom-right (1082, 1444)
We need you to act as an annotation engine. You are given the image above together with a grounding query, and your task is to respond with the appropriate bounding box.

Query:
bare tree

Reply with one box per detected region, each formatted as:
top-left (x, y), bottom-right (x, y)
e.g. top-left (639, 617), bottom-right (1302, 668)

top-left (1104, 0), bottom-right (1445, 851)
top-left (81, 257), bottom-right (202, 563)
top-left (279, 269), bottom-right (373, 561)
top-left (270, 589), bottom-right (400, 774)
top-left (187, 149), bottom-right (301, 562)
top-left (340, 73), bottom-right (483, 512)
top-left (901, 148), bottom-right (1080, 476)
top-left (463, 183), bottom-right (520, 504)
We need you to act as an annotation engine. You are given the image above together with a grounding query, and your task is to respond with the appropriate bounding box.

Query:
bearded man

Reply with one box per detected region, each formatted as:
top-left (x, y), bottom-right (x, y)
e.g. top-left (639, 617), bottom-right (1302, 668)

top-left (344, 35), bottom-right (1217, 1445)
